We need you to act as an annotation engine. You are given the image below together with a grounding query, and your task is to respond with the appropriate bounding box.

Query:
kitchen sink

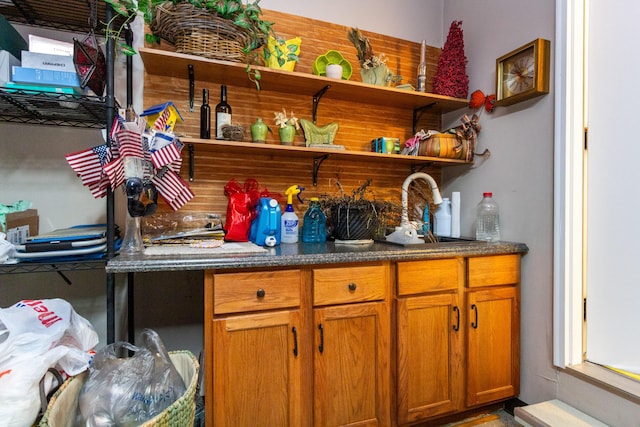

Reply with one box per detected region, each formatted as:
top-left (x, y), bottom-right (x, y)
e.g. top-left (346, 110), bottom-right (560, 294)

top-left (378, 235), bottom-right (479, 248)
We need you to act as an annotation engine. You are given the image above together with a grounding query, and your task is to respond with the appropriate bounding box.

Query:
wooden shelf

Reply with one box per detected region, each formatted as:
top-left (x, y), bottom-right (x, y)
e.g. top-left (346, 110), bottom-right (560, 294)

top-left (139, 48), bottom-right (469, 112)
top-left (183, 137), bottom-right (469, 165)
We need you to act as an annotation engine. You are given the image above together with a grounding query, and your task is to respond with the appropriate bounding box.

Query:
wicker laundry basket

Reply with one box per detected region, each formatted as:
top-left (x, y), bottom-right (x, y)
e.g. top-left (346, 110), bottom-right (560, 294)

top-left (38, 350), bottom-right (199, 427)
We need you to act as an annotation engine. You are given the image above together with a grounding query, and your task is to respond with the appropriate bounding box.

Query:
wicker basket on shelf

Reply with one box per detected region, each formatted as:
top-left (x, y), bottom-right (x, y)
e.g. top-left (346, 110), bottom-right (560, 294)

top-left (151, 2), bottom-right (252, 62)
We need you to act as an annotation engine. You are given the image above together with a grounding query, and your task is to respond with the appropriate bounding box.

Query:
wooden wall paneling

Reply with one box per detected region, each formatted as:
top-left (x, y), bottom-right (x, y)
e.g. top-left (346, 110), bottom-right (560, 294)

top-left (142, 9), bottom-right (453, 226)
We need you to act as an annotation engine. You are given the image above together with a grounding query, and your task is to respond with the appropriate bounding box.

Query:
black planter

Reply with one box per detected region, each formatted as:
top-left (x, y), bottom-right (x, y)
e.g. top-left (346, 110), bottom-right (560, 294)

top-left (330, 205), bottom-right (378, 240)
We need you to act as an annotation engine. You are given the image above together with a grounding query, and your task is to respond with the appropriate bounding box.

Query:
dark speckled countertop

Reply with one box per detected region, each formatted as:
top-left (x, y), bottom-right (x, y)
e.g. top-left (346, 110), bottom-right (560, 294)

top-left (106, 240), bottom-right (528, 273)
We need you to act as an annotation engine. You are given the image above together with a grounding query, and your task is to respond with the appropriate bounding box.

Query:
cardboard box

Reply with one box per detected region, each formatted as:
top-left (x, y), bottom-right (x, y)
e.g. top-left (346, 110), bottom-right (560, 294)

top-left (0, 50), bottom-right (20, 87)
top-left (28, 34), bottom-right (73, 57)
top-left (21, 50), bottom-right (75, 72)
top-left (4, 209), bottom-right (39, 244)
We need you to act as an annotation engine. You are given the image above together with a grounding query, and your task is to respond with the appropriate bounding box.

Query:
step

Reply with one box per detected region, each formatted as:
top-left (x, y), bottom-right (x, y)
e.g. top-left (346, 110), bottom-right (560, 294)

top-left (514, 399), bottom-right (609, 427)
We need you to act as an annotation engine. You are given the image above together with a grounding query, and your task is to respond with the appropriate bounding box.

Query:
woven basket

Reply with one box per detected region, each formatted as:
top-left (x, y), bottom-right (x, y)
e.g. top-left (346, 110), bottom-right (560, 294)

top-left (418, 133), bottom-right (474, 161)
top-left (151, 2), bottom-right (252, 62)
top-left (38, 351), bottom-right (199, 427)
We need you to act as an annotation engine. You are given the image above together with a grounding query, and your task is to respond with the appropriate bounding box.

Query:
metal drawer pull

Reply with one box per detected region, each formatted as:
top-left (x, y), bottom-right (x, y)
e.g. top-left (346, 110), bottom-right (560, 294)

top-left (453, 306), bottom-right (460, 331)
top-left (292, 327), bottom-right (298, 357)
top-left (348, 282), bottom-right (357, 291)
top-left (318, 324), bottom-right (324, 353)
top-left (471, 304), bottom-right (478, 329)
top-left (256, 288), bottom-right (266, 298)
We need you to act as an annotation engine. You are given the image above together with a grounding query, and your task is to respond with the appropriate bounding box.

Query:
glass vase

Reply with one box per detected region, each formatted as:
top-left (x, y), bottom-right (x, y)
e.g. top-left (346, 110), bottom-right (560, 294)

top-left (121, 213), bottom-right (144, 253)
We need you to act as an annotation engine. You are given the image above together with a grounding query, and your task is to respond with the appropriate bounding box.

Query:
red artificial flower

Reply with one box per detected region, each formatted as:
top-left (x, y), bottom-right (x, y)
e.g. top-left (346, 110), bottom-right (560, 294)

top-left (469, 90), bottom-right (486, 109)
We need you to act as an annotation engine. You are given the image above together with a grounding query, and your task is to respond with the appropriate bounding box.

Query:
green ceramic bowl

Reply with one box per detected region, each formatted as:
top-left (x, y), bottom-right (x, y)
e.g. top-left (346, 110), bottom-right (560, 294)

top-left (313, 50), bottom-right (352, 80)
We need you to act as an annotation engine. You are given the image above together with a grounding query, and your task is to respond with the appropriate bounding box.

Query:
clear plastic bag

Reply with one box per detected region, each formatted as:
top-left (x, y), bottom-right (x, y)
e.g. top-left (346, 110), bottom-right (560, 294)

top-left (77, 329), bottom-right (186, 426)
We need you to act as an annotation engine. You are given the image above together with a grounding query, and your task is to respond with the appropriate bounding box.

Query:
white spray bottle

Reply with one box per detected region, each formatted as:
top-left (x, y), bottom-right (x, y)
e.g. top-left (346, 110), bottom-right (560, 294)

top-left (281, 185), bottom-right (304, 243)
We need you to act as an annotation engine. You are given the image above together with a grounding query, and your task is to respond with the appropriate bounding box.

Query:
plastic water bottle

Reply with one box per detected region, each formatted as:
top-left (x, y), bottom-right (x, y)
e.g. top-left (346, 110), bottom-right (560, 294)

top-left (302, 198), bottom-right (326, 243)
top-left (434, 198), bottom-right (452, 237)
top-left (475, 192), bottom-right (501, 242)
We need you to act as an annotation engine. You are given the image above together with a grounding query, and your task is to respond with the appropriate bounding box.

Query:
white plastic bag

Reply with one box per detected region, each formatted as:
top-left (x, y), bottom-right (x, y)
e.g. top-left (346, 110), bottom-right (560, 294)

top-left (0, 299), bottom-right (98, 427)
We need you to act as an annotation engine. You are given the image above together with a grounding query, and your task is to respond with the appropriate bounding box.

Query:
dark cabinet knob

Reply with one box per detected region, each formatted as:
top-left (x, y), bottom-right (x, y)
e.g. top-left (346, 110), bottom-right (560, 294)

top-left (257, 288), bottom-right (266, 298)
top-left (348, 282), bottom-right (357, 291)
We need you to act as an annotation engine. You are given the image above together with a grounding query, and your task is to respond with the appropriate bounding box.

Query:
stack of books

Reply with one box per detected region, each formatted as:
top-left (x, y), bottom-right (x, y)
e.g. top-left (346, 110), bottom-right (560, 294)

top-left (4, 34), bottom-right (82, 95)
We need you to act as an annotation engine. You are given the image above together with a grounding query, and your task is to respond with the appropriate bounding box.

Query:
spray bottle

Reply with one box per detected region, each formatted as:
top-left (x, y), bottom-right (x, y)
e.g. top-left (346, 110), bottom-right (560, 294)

top-left (282, 185), bottom-right (304, 243)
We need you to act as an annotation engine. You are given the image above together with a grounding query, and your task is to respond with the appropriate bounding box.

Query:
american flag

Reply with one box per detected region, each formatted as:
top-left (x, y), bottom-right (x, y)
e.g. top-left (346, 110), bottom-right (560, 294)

top-left (65, 144), bottom-right (111, 185)
top-left (115, 129), bottom-right (144, 159)
top-left (87, 175), bottom-right (109, 199)
top-left (154, 108), bottom-right (171, 131)
top-left (150, 142), bottom-right (181, 169)
top-left (103, 157), bottom-right (125, 189)
top-left (151, 167), bottom-right (193, 210)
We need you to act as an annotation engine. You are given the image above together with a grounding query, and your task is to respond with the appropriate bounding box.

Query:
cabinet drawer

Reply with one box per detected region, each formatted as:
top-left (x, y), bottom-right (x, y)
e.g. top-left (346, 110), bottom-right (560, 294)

top-left (313, 265), bottom-right (387, 306)
top-left (213, 270), bottom-right (301, 314)
top-left (468, 254), bottom-right (520, 288)
top-left (396, 258), bottom-right (463, 295)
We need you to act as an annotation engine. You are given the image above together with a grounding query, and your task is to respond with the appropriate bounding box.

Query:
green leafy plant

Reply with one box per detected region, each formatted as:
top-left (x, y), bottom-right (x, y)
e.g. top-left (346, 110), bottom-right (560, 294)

top-left (103, 0), bottom-right (274, 57)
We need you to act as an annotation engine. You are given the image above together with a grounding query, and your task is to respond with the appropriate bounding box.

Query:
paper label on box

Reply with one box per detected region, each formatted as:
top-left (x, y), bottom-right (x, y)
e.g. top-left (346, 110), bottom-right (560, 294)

top-left (7, 225), bottom-right (30, 245)
top-left (21, 50), bottom-right (75, 72)
top-left (28, 35), bottom-right (73, 56)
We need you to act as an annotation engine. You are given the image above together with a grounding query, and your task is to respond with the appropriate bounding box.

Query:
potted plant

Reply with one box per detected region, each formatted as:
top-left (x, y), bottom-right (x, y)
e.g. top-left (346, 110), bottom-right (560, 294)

top-left (103, 0), bottom-right (273, 79)
top-left (319, 179), bottom-right (401, 241)
top-left (273, 108), bottom-right (300, 145)
top-left (347, 27), bottom-right (394, 86)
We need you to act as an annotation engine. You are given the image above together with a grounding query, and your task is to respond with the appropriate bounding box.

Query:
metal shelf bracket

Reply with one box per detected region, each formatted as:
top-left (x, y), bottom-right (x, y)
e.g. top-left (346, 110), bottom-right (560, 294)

top-left (412, 102), bottom-right (438, 134)
top-left (312, 154), bottom-right (330, 186)
top-left (188, 143), bottom-right (195, 181)
top-left (312, 85), bottom-right (331, 124)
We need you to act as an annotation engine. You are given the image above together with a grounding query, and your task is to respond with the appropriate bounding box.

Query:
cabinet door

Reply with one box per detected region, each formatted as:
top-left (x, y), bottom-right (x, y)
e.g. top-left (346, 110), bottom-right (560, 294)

top-left (396, 293), bottom-right (463, 424)
top-left (466, 286), bottom-right (520, 407)
top-left (212, 310), bottom-right (304, 427)
top-left (313, 302), bottom-right (390, 427)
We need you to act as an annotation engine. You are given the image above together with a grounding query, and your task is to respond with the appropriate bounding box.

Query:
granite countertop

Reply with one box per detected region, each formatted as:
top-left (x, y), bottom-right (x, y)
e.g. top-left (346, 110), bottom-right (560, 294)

top-left (106, 240), bottom-right (528, 273)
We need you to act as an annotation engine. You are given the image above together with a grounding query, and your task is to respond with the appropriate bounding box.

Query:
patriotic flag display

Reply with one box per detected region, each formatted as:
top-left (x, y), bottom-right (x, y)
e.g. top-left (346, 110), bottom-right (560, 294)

top-left (65, 103), bottom-right (193, 211)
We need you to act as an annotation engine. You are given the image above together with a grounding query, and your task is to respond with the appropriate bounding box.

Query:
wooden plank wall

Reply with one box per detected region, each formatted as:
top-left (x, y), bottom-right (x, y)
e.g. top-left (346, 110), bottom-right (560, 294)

top-left (142, 9), bottom-right (449, 226)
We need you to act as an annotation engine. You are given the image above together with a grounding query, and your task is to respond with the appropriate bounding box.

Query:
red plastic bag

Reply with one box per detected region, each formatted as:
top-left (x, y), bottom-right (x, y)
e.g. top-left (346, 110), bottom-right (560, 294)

top-left (223, 179), bottom-right (266, 241)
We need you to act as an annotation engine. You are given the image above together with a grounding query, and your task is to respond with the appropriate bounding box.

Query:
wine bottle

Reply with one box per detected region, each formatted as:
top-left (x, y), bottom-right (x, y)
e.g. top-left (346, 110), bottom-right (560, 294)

top-left (200, 88), bottom-right (211, 139)
top-left (417, 40), bottom-right (427, 92)
top-left (215, 84), bottom-right (232, 139)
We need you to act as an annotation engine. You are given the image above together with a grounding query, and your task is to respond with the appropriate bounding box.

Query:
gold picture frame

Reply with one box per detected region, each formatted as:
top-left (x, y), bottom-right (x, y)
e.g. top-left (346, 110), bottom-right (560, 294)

top-left (496, 38), bottom-right (550, 106)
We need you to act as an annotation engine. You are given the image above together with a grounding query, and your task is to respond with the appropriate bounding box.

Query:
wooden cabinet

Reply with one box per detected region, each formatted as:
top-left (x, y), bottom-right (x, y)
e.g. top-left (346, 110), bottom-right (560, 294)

top-left (395, 255), bottom-right (521, 425)
top-left (396, 258), bottom-right (465, 424)
top-left (465, 255), bottom-right (520, 407)
top-left (205, 263), bottom-right (391, 427)
top-left (205, 269), bottom-right (306, 427)
top-left (312, 265), bottom-right (391, 426)
top-left (204, 255), bottom-right (520, 427)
